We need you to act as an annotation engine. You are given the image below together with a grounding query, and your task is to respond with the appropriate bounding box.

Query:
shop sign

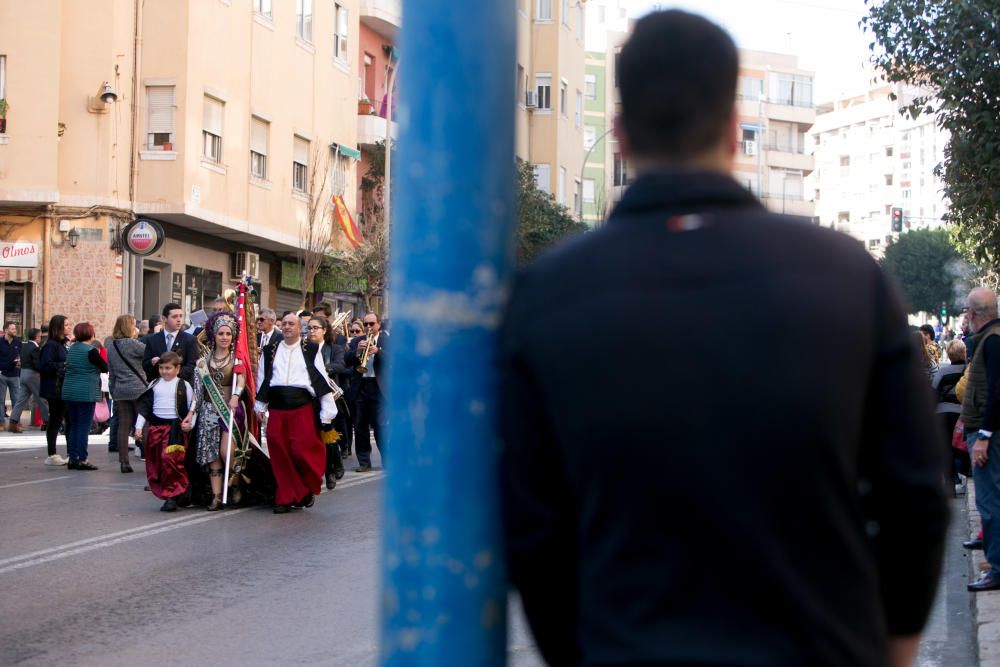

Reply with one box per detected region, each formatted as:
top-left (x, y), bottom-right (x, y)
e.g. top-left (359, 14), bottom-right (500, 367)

top-left (122, 219), bottom-right (165, 256)
top-left (280, 260), bottom-right (304, 291)
top-left (0, 242), bottom-right (39, 268)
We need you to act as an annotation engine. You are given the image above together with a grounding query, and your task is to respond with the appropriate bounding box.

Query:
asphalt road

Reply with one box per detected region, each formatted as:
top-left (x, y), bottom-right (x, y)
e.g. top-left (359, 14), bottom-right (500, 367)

top-left (0, 433), bottom-right (975, 666)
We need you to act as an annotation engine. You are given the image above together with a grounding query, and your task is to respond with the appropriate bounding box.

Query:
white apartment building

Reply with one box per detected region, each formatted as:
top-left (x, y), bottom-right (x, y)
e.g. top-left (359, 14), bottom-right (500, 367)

top-left (811, 83), bottom-right (948, 256)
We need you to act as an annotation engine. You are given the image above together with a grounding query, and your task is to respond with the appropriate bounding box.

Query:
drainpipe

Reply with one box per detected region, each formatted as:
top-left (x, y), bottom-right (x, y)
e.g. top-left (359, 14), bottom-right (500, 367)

top-left (382, 56), bottom-right (399, 316)
top-left (125, 0), bottom-right (142, 316)
top-left (381, 0), bottom-right (516, 664)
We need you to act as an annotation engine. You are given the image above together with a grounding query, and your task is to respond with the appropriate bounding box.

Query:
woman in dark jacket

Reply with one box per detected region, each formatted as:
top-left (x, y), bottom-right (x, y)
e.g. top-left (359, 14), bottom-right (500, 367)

top-left (107, 314), bottom-right (146, 473)
top-left (62, 322), bottom-right (109, 470)
top-left (39, 314), bottom-right (71, 466)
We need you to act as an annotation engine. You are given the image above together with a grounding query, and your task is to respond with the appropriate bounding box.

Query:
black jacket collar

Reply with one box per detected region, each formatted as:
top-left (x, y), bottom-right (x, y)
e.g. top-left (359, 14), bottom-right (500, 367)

top-left (609, 168), bottom-right (764, 223)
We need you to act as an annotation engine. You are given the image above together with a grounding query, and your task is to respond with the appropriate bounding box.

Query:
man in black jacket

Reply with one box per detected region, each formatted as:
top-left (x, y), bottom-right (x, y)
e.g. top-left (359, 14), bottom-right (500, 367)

top-left (344, 312), bottom-right (387, 472)
top-left (499, 11), bottom-right (949, 667)
top-left (142, 303), bottom-right (199, 383)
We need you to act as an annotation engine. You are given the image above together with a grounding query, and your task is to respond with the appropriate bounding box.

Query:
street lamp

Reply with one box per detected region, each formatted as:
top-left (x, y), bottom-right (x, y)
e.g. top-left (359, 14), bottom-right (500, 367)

top-left (579, 126), bottom-right (615, 223)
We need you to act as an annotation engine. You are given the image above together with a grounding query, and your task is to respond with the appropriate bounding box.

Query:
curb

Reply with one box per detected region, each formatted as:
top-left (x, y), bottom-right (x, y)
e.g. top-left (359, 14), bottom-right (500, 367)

top-left (968, 481), bottom-right (1000, 666)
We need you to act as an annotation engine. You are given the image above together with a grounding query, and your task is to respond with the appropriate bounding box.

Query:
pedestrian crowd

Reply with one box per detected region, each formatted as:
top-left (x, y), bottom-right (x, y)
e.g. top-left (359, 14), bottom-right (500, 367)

top-left (10, 297), bottom-right (387, 515)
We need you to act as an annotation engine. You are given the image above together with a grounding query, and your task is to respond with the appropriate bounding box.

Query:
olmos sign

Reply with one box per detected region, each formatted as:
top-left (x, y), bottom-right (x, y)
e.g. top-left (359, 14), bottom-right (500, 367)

top-left (122, 219), bottom-right (165, 256)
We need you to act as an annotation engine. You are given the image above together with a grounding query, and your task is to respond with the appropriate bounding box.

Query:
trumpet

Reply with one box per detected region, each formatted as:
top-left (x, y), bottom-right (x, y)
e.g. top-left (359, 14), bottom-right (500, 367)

top-left (357, 331), bottom-right (379, 374)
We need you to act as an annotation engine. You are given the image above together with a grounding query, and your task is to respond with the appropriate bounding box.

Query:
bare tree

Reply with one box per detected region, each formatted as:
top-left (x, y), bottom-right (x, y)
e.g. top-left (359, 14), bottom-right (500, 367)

top-left (296, 148), bottom-right (334, 309)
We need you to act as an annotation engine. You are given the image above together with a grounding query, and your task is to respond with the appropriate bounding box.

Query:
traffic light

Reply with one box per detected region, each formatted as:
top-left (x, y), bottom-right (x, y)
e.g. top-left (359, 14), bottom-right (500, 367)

top-left (940, 303), bottom-right (948, 318)
top-left (891, 207), bottom-right (903, 233)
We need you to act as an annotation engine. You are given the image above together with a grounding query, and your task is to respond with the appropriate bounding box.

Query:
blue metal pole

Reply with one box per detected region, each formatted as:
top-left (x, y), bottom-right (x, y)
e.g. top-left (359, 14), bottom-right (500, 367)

top-left (381, 0), bottom-right (516, 665)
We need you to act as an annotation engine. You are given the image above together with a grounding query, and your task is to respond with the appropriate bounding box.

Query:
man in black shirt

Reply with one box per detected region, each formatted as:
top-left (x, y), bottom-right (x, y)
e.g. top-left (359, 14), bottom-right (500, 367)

top-left (499, 11), bottom-right (949, 667)
top-left (17, 327), bottom-right (48, 428)
top-left (0, 321), bottom-right (26, 432)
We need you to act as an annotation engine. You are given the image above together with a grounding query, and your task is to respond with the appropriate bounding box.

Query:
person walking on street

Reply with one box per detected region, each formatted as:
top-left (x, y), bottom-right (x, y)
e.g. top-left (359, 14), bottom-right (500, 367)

top-left (255, 312), bottom-right (338, 513)
top-left (307, 315), bottom-right (346, 489)
top-left (62, 322), bottom-right (108, 470)
top-left (0, 321), bottom-right (26, 432)
top-left (39, 315), bottom-right (71, 465)
top-left (18, 328), bottom-right (49, 429)
top-left (499, 11), bottom-right (948, 667)
top-left (960, 288), bottom-right (1000, 591)
top-left (345, 312), bottom-right (387, 472)
top-left (107, 315), bottom-right (147, 473)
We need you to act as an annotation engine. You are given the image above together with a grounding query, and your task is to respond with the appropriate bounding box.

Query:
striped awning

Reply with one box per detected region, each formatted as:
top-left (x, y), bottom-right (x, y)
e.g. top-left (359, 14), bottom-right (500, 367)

top-left (0, 268), bottom-right (39, 283)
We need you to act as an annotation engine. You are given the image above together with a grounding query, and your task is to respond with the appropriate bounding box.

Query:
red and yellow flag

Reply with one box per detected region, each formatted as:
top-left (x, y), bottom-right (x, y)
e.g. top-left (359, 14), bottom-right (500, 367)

top-left (332, 194), bottom-right (364, 248)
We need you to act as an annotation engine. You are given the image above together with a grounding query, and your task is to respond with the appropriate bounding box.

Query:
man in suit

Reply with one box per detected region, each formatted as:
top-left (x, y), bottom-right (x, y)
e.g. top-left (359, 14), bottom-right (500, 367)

top-left (256, 308), bottom-right (279, 353)
top-left (499, 11), bottom-right (949, 667)
top-left (344, 312), bottom-right (387, 472)
top-left (143, 303), bottom-right (199, 383)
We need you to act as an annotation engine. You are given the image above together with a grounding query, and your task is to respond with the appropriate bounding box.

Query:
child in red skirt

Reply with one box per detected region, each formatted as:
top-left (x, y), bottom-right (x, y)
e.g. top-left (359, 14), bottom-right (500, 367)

top-left (135, 352), bottom-right (196, 512)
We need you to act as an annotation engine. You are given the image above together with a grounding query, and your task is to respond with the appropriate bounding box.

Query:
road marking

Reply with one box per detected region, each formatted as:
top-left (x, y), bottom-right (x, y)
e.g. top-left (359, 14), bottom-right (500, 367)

top-left (0, 476), bottom-right (71, 490)
top-left (332, 471), bottom-right (385, 490)
top-left (0, 448), bottom-right (36, 455)
top-left (0, 508), bottom-right (251, 576)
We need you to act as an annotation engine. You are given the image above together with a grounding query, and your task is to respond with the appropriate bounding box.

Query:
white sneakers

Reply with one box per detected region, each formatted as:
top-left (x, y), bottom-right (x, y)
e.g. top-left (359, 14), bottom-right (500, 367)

top-left (44, 454), bottom-right (67, 466)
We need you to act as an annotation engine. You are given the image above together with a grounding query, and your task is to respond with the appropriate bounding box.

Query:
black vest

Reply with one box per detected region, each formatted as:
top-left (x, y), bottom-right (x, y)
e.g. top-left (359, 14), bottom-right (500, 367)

top-left (257, 339), bottom-right (332, 403)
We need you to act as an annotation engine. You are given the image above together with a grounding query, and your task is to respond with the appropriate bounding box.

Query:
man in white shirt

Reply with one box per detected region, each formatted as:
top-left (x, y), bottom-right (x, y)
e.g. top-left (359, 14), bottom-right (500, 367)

top-left (255, 312), bottom-right (338, 513)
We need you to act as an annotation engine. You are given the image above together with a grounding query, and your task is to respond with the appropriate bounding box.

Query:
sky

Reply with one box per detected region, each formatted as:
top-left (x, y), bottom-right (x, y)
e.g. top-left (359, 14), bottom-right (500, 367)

top-left (625, 0), bottom-right (876, 103)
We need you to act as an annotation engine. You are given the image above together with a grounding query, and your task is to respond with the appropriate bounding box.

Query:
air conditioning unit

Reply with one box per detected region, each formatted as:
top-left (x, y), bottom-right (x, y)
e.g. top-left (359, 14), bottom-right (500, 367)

top-left (231, 251), bottom-right (260, 280)
top-left (525, 91), bottom-right (538, 109)
top-left (743, 140), bottom-right (757, 156)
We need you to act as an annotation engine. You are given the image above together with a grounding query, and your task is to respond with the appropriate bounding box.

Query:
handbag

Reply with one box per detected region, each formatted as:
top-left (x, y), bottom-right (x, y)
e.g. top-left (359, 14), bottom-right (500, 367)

top-left (94, 399), bottom-right (110, 423)
top-left (953, 418), bottom-right (968, 453)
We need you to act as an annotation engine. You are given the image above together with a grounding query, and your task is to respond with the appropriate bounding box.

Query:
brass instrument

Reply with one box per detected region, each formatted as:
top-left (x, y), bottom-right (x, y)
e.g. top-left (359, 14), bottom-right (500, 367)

top-left (356, 331), bottom-right (379, 374)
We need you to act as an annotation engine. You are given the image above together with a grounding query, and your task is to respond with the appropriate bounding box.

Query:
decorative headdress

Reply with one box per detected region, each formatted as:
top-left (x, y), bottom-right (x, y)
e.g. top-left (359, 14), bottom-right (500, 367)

top-left (207, 311), bottom-right (239, 342)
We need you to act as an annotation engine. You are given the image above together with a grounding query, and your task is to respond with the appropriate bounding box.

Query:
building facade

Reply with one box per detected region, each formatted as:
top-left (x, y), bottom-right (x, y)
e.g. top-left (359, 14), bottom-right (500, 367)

top-left (0, 0), bottom-right (363, 336)
top-left (516, 0), bottom-right (587, 217)
top-left (811, 83), bottom-right (948, 256)
top-left (734, 50), bottom-right (816, 218)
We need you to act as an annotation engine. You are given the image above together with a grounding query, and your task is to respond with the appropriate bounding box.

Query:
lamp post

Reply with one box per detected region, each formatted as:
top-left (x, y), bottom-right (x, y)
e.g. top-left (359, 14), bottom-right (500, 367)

top-left (578, 126), bottom-right (614, 223)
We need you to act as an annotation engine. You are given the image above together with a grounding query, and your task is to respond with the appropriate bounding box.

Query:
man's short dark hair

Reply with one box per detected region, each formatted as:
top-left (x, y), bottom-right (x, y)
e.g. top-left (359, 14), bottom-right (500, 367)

top-left (27, 327), bottom-right (40, 341)
top-left (162, 303), bottom-right (183, 318)
top-left (618, 10), bottom-right (739, 161)
top-left (312, 302), bottom-right (333, 317)
top-left (3, 321), bottom-right (14, 330)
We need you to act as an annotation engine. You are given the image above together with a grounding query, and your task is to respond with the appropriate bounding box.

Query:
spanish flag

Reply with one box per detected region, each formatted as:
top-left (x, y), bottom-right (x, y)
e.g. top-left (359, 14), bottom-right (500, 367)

top-left (333, 194), bottom-right (364, 248)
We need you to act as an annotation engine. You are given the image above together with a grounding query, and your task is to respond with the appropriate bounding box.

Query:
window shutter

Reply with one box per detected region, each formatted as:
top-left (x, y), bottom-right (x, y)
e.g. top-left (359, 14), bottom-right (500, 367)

top-left (293, 136), bottom-right (309, 164)
top-left (203, 97), bottom-right (224, 135)
top-left (148, 87), bottom-right (174, 134)
top-left (251, 117), bottom-right (268, 155)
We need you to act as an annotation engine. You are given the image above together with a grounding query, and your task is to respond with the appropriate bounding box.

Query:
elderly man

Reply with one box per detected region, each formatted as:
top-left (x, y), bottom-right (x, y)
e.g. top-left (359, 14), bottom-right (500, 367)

top-left (961, 288), bottom-right (1000, 591)
top-left (256, 308), bottom-right (279, 353)
top-left (499, 11), bottom-right (948, 667)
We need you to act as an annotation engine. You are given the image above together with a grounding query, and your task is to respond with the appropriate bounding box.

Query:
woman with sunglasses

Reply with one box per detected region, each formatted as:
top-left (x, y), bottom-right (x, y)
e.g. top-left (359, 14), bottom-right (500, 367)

top-left (307, 316), bottom-right (346, 488)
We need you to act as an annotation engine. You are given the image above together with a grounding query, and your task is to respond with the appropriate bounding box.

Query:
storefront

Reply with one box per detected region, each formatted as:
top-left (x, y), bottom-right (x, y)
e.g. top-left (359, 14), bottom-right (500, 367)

top-left (0, 242), bottom-right (40, 334)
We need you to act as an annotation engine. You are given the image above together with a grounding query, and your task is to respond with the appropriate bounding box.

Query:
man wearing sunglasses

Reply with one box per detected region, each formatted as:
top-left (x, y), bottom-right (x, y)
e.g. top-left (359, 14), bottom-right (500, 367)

top-left (255, 308), bottom-right (278, 353)
top-left (345, 313), bottom-right (387, 472)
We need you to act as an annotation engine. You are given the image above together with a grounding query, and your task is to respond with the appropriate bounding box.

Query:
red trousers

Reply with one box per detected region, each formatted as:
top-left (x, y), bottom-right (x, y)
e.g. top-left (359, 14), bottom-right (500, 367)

top-left (266, 404), bottom-right (325, 505)
top-left (144, 424), bottom-right (189, 500)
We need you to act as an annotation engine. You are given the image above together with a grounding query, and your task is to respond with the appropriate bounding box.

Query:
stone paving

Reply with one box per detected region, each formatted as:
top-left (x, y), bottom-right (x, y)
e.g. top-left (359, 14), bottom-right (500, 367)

top-left (969, 481), bottom-right (1000, 666)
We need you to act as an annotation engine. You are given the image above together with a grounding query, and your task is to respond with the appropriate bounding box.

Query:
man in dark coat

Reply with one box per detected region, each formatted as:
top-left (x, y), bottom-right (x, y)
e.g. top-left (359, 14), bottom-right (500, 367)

top-left (142, 303), bottom-right (199, 383)
top-left (498, 10), bottom-right (949, 667)
top-left (344, 312), bottom-right (387, 472)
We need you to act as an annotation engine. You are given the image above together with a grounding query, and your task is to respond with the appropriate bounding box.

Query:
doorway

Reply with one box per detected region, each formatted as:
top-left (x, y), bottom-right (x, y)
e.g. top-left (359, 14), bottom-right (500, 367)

top-left (142, 269), bottom-right (161, 321)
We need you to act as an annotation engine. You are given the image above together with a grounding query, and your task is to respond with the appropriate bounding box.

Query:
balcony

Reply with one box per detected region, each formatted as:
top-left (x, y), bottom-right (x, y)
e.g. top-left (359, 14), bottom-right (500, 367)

top-left (766, 143), bottom-right (813, 173)
top-left (360, 0), bottom-right (401, 37)
top-left (358, 111), bottom-right (398, 149)
top-left (761, 194), bottom-right (814, 218)
top-left (765, 101), bottom-right (815, 126)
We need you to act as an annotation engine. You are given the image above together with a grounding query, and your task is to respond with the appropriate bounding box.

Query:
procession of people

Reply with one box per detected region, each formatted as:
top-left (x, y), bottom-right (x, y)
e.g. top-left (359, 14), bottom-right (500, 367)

top-left (23, 276), bottom-right (386, 514)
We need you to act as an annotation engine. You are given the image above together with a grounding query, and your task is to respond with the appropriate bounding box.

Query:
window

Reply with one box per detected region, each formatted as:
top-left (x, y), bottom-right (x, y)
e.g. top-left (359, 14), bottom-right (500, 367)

top-left (768, 73), bottom-right (813, 107)
top-left (583, 126), bottom-right (596, 149)
top-left (296, 0), bottom-right (313, 42)
top-left (535, 73), bottom-right (552, 110)
top-left (202, 96), bottom-right (224, 162)
top-left (885, 146), bottom-right (894, 157)
top-left (575, 91), bottom-right (582, 127)
top-left (363, 53), bottom-right (375, 101)
top-left (868, 239), bottom-right (880, 250)
top-left (613, 152), bottom-right (627, 186)
top-left (901, 189), bottom-right (911, 200)
top-left (584, 74), bottom-right (596, 100)
top-left (293, 136), bottom-right (309, 192)
top-left (253, 0), bottom-right (272, 18)
top-left (576, 6), bottom-right (583, 39)
top-left (250, 116), bottom-right (269, 179)
top-left (561, 0), bottom-right (569, 25)
top-left (537, 0), bottom-right (552, 20)
top-left (839, 156), bottom-right (849, 167)
top-left (516, 65), bottom-right (525, 107)
top-left (738, 76), bottom-right (762, 101)
top-left (884, 174), bottom-right (893, 186)
top-left (146, 86), bottom-right (175, 150)
top-left (334, 4), bottom-right (349, 61)
top-left (560, 80), bottom-right (567, 116)
top-left (583, 178), bottom-right (595, 203)
top-left (533, 163), bottom-right (550, 193)
top-left (330, 150), bottom-right (349, 196)
top-left (0, 54), bottom-right (6, 132)
top-left (558, 167), bottom-right (566, 204)
top-left (573, 180), bottom-right (580, 214)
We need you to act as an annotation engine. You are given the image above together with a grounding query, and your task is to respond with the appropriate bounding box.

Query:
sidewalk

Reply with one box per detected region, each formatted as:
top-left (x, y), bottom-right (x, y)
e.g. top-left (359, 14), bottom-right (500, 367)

top-left (968, 481), bottom-right (1000, 666)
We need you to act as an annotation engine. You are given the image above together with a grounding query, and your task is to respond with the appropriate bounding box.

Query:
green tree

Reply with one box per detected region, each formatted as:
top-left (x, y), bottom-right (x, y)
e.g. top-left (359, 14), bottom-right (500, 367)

top-left (880, 228), bottom-right (969, 314)
top-left (516, 158), bottom-right (588, 264)
top-left (863, 1), bottom-right (1000, 273)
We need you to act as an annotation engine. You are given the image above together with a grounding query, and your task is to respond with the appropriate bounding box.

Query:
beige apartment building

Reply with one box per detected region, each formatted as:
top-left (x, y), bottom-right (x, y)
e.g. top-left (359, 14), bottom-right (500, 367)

top-left (516, 0), bottom-right (587, 214)
top-left (733, 50), bottom-right (816, 219)
top-left (0, 0), bottom-right (362, 336)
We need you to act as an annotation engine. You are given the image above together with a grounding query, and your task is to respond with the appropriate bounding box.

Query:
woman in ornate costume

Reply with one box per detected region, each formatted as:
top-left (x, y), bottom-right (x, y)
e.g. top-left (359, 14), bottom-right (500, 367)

top-left (193, 310), bottom-right (272, 509)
